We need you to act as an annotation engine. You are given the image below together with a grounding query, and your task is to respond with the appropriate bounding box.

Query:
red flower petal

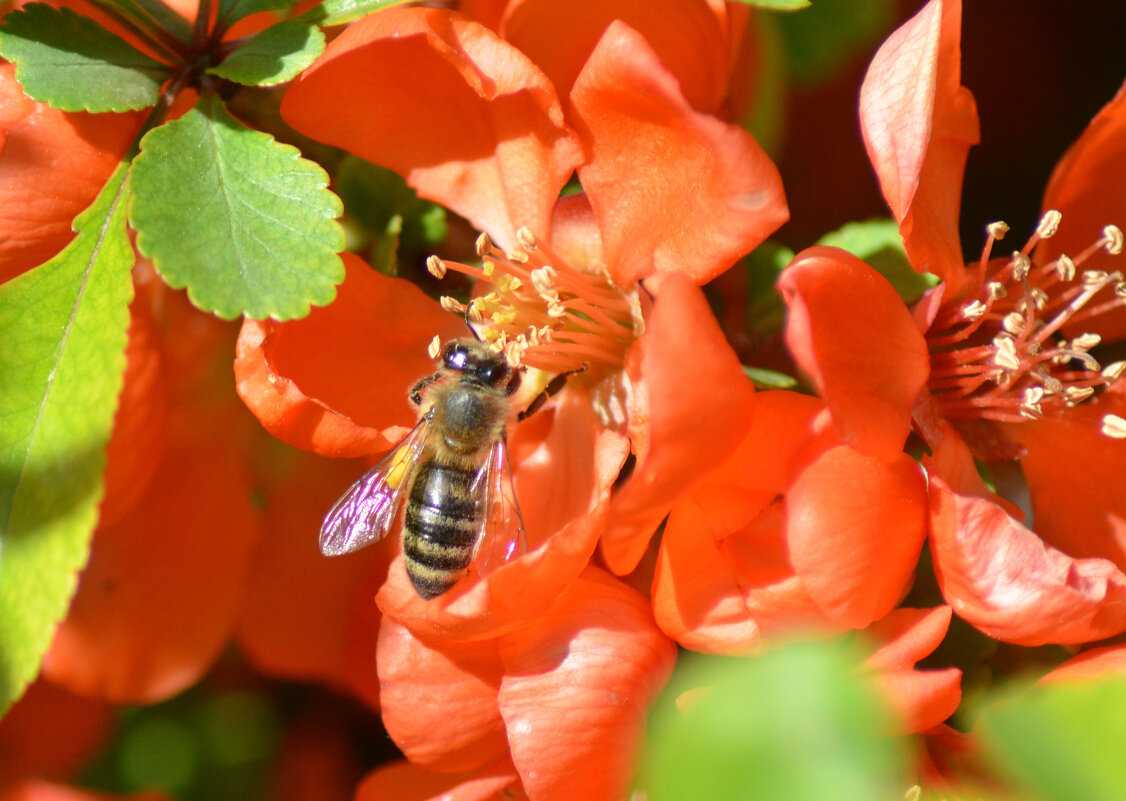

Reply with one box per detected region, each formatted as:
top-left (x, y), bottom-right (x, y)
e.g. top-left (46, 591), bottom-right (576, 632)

top-left (569, 21), bottom-right (787, 286)
top-left (355, 757), bottom-right (519, 801)
top-left (873, 667), bottom-right (962, 734)
top-left (1040, 644), bottom-right (1126, 683)
top-left (863, 606), bottom-right (953, 672)
top-left (1002, 376), bottom-right (1126, 572)
top-left (858, 0), bottom-right (979, 286)
top-left (280, 7), bottom-right (581, 246)
top-left (378, 387), bottom-right (626, 640)
top-left (377, 618), bottom-right (507, 772)
top-left (780, 246), bottom-right (930, 458)
top-left (0, 679), bottom-right (111, 783)
top-left (43, 398), bottom-right (261, 703)
top-left (496, 568), bottom-right (676, 801)
top-left (601, 272), bottom-right (756, 575)
top-left (236, 450), bottom-right (388, 710)
top-left (501, 0), bottom-right (729, 114)
top-left (0, 782), bottom-right (168, 801)
top-left (0, 63), bottom-right (142, 281)
top-left (929, 473), bottom-right (1126, 645)
top-left (1037, 79), bottom-right (1126, 340)
top-left (234, 253), bottom-right (464, 458)
top-left (787, 446), bottom-right (928, 629)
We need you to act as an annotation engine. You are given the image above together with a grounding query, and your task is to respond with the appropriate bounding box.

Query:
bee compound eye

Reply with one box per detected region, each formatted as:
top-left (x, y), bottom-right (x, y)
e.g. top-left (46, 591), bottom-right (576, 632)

top-left (444, 343), bottom-right (469, 370)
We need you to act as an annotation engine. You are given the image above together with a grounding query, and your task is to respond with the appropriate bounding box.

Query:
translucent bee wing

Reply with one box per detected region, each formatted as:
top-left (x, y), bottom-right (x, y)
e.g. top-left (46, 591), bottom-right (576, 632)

top-left (319, 417), bottom-right (432, 557)
top-left (470, 435), bottom-right (528, 576)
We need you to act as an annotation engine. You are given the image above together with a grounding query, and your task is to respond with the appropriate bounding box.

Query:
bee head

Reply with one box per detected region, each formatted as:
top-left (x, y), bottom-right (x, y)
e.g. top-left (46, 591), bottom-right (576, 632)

top-left (442, 338), bottom-right (512, 387)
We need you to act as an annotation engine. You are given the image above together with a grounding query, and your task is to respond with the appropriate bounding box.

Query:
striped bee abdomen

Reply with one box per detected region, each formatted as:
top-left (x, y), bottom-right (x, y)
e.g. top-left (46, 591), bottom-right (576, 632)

top-left (403, 460), bottom-right (483, 599)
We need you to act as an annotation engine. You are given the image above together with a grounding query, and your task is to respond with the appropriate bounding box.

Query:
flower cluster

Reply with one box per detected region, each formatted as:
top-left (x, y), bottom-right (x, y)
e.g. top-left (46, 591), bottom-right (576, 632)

top-left (4, 0), bottom-right (1126, 799)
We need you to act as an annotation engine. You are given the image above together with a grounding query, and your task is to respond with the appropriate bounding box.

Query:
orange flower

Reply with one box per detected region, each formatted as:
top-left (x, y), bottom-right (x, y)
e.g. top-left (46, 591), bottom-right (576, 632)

top-left (237, 3), bottom-right (786, 636)
top-left (370, 569), bottom-right (675, 801)
top-left (780, 0), bottom-right (1126, 646)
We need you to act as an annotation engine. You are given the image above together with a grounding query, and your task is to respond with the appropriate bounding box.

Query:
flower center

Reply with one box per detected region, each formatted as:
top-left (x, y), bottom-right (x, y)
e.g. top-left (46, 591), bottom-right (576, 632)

top-left (924, 211), bottom-right (1125, 435)
top-left (425, 227), bottom-right (641, 379)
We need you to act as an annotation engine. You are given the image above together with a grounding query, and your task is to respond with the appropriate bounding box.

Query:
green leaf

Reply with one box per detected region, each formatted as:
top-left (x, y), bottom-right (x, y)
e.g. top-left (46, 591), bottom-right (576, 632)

top-left (640, 641), bottom-right (906, 801)
top-left (817, 218), bottom-right (940, 304)
top-left (129, 93), bottom-right (345, 321)
top-left (729, 0), bottom-right (811, 9)
top-left (0, 3), bottom-right (171, 112)
top-left (777, 0), bottom-right (895, 86)
top-left (979, 678), bottom-right (1126, 801)
top-left (216, 0), bottom-right (297, 27)
top-left (742, 365), bottom-right (798, 389)
top-left (0, 163), bottom-right (135, 715)
top-left (208, 17), bottom-right (325, 86)
top-left (296, 0), bottom-right (411, 27)
top-left (335, 155), bottom-right (448, 256)
top-left (743, 239), bottom-right (795, 342)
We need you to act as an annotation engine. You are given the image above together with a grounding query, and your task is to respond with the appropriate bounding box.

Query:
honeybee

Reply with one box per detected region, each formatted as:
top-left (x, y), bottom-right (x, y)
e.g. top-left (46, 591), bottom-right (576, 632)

top-left (319, 337), bottom-right (531, 599)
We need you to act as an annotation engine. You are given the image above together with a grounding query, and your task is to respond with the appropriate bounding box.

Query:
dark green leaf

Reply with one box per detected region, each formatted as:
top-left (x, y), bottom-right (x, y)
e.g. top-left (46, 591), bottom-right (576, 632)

top-left (640, 641), bottom-right (906, 801)
top-left (129, 0), bottom-right (193, 43)
top-left (0, 3), bottom-right (171, 112)
top-left (208, 17), bottom-right (325, 86)
top-left (777, 0), bottom-right (895, 85)
top-left (744, 239), bottom-right (795, 342)
top-left (335, 155), bottom-right (448, 256)
top-left (817, 218), bottom-right (940, 304)
top-left (216, 0), bottom-right (297, 27)
top-left (729, 0), bottom-right (811, 9)
top-left (129, 93), bottom-right (345, 321)
top-left (0, 163), bottom-right (134, 714)
top-left (296, 0), bottom-right (411, 27)
top-left (979, 678), bottom-right (1126, 801)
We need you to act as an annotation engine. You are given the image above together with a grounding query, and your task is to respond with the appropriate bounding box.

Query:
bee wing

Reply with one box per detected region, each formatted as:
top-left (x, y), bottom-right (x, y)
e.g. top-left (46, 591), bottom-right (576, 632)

top-left (469, 435), bottom-right (528, 576)
top-left (319, 416), bottom-right (432, 557)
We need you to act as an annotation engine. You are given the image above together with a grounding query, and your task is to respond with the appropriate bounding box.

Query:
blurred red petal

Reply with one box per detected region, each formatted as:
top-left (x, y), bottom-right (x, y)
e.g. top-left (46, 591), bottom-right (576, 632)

top-left (236, 450), bottom-right (388, 709)
top-left (858, 0), bottom-right (978, 286)
top-left (502, 0), bottom-right (729, 114)
top-left (0, 63), bottom-right (142, 281)
top-left (496, 568), bottom-right (676, 801)
top-left (1040, 643), bottom-right (1126, 683)
top-left (1037, 79), bottom-right (1126, 339)
top-left (863, 606), bottom-right (953, 672)
top-left (929, 475), bottom-right (1126, 645)
top-left (781, 246), bottom-right (930, 458)
top-left (0, 782), bottom-right (168, 801)
top-left (355, 756), bottom-right (519, 801)
top-left (378, 388), bottom-right (625, 640)
top-left (43, 399), bottom-right (261, 703)
top-left (281, 7), bottom-right (581, 246)
top-left (234, 253), bottom-right (464, 458)
top-left (570, 22), bottom-right (786, 286)
top-left (377, 618), bottom-right (507, 772)
top-left (874, 667), bottom-right (961, 734)
top-left (0, 679), bottom-right (111, 783)
top-left (787, 446), bottom-right (928, 629)
top-left (601, 272), bottom-right (756, 575)
top-left (1003, 386), bottom-right (1126, 569)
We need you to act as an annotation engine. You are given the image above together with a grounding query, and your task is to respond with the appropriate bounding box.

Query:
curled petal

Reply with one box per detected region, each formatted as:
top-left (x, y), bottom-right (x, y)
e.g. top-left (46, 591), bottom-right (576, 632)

top-left (43, 401), bottom-right (261, 703)
top-left (601, 272), bottom-right (756, 575)
top-left (863, 606), bottom-right (953, 672)
top-left (929, 474), bottom-right (1126, 645)
top-left (0, 63), bottom-right (142, 281)
top-left (377, 618), bottom-right (507, 772)
top-left (1038, 79), bottom-right (1126, 340)
top-left (780, 246), bottom-right (930, 458)
top-left (355, 756), bottom-right (520, 801)
top-left (858, 0), bottom-right (979, 286)
top-left (281, 7), bottom-right (581, 247)
top-left (1040, 644), bottom-right (1126, 683)
top-left (497, 568), bottom-right (677, 801)
top-left (236, 451), bottom-right (388, 710)
top-left (570, 22), bottom-right (787, 286)
top-left (378, 388), bottom-right (626, 640)
top-left (873, 667), bottom-right (962, 735)
top-left (501, 0), bottom-right (729, 113)
top-left (234, 253), bottom-right (464, 458)
top-left (787, 446), bottom-right (928, 629)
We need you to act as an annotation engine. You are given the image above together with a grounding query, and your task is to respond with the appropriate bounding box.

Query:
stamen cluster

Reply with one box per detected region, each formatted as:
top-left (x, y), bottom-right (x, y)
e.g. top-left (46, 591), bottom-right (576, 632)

top-left (925, 212), bottom-right (1125, 434)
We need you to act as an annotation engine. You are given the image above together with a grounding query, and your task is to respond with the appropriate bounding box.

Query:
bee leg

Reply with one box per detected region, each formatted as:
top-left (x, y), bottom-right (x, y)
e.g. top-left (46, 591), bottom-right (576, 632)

top-left (518, 363), bottom-right (587, 421)
top-left (409, 373), bottom-right (440, 406)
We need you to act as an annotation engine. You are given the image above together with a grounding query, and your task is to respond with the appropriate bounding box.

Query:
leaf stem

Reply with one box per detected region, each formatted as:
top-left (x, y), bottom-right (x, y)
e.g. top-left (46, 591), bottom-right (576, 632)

top-left (193, 0), bottom-right (213, 52)
top-left (82, 0), bottom-right (190, 64)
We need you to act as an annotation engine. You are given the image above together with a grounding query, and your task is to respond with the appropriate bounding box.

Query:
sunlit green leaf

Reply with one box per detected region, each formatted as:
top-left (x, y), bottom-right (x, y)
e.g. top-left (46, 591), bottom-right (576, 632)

top-left (817, 218), bottom-right (939, 304)
top-left (980, 678), bottom-right (1126, 801)
top-left (129, 93), bottom-right (344, 321)
top-left (742, 365), bottom-right (798, 389)
top-left (0, 164), bottom-right (134, 715)
top-left (640, 641), bottom-right (906, 801)
top-left (207, 17), bottom-right (325, 86)
top-left (729, 0), bottom-right (811, 9)
top-left (0, 3), bottom-right (170, 111)
top-left (296, 0), bottom-right (410, 27)
top-left (216, 0), bottom-right (297, 27)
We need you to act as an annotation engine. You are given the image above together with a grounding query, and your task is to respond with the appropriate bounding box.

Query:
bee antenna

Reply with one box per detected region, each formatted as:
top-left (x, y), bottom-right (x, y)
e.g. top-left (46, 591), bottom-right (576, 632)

top-left (463, 299), bottom-right (484, 341)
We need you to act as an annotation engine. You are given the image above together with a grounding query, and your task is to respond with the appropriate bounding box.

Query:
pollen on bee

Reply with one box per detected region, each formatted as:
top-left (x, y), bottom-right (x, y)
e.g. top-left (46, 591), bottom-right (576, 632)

top-left (428, 335), bottom-right (442, 359)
